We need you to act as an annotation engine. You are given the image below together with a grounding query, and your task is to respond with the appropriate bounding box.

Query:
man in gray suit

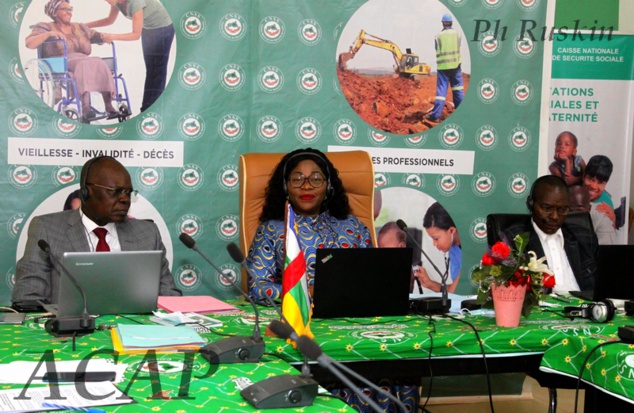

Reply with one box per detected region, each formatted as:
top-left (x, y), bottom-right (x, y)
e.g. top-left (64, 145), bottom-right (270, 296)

top-left (12, 156), bottom-right (181, 305)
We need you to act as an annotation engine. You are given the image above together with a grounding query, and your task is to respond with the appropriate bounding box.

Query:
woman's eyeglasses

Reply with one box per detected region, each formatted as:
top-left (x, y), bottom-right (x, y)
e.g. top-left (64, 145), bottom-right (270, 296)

top-left (58, 6), bottom-right (74, 12)
top-left (288, 172), bottom-right (325, 189)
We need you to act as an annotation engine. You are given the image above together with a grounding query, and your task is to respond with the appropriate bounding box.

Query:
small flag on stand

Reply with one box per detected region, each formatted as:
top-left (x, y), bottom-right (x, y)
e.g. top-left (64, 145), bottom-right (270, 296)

top-left (281, 204), bottom-right (313, 339)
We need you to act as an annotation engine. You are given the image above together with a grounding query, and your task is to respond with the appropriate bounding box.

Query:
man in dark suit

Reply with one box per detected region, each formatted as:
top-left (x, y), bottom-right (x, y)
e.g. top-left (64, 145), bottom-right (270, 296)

top-left (503, 175), bottom-right (598, 292)
top-left (12, 156), bottom-right (181, 304)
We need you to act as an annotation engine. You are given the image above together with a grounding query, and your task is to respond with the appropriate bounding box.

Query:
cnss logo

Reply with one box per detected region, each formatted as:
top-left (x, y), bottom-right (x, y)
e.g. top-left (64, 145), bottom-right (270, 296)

top-left (295, 117), bottom-right (321, 144)
top-left (437, 174), bottom-right (460, 196)
top-left (508, 126), bottom-right (531, 152)
top-left (482, 0), bottom-right (503, 9)
top-left (517, 0), bottom-right (539, 12)
top-left (9, 108), bottom-right (38, 136)
top-left (97, 125), bottom-right (123, 139)
top-left (216, 215), bottom-right (239, 241)
top-left (476, 125), bottom-right (498, 151)
top-left (478, 31), bottom-right (502, 57)
top-left (296, 68), bottom-right (322, 95)
top-left (216, 265), bottom-right (241, 292)
top-left (217, 165), bottom-right (239, 192)
top-left (402, 174), bottom-right (425, 188)
top-left (477, 78), bottom-right (499, 104)
top-left (470, 217), bottom-right (488, 243)
top-left (259, 16), bottom-right (285, 43)
top-left (514, 36), bottom-right (536, 59)
top-left (52, 166), bottom-right (78, 186)
top-left (51, 117), bottom-right (80, 137)
top-left (178, 113), bottom-right (205, 141)
top-left (177, 215), bottom-right (204, 240)
top-left (9, 2), bottom-right (25, 27)
top-left (256, 116), bottom-right (283, 143)
top-left (9, 165), bottom-right (38, 189)
top-left (219, 64), bottom-right (246, 91)
top-left (439, 124), bottom-right (464, 148)
top-left (135, 167), bottom-right (164, 191)
top-left (472, 172), bottom-right (496, 197)
top-left (177, 164), bottom-right (204, 191)
top-left (368, 130), bottom-right (390, 147)
top-left (219, 14), bottom-right (247, 41)
top-left (217, 114), bottom-right (245, 142)
top-left (257, 66), bottom-right (284, 93)
top-left (511, 80), bottom-right (533, 105)
top-left (9, 58), bottom-right (24, 83)
top-left (507, 173), bottom-right (529, 198)
top-left (175, 264), bottom-right (202, 292)
top-left (374, 173), bottom-right (390, 188)
top-left (7, 213), bottom-right (26, 239)
top-left (405, 134), bottom-right (427, 148)
top-left (298, 19), bottom-right (322, 46)
top-left (333, 119), bottom-right (357, 145)
top-left (178, 63), bottom-right (206, 90)
top-left (136, 112), bottom-right (164, 139)
top-left (180, 12), bottom-right (206, 40)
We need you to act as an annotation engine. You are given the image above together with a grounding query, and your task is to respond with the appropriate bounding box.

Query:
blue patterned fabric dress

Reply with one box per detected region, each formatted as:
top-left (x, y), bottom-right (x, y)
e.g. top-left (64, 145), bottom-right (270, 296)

top-left (246, 210), bottom-right (372, 301)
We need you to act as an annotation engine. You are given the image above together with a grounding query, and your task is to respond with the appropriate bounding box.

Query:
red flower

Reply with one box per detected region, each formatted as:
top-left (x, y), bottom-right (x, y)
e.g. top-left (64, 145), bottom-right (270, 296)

top-left (490, 241), bottom-right (511, 262)
top-left (543, 274), bottom-right (556, 289)
top-left (481, 253), bottom-right (495, 266)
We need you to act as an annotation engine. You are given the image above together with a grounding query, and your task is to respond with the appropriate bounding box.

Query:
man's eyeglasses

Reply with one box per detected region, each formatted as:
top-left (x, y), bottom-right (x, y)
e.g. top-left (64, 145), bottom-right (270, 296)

top-left (288, 172), bottom-right (326, 189)
top-left (87, 183), bottom-right (138, 198)
top-left (58, 6), bottom-right (73, 12)
top-left (538, 204), bottom-right (570, 216)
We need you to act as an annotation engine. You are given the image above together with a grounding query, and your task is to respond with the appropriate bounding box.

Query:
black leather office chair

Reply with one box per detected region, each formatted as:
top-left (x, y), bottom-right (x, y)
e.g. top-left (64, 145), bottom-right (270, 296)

top-left (486, 211), bottom-right (593, 246)
top-left (485, 211), bottom-right (593, 413)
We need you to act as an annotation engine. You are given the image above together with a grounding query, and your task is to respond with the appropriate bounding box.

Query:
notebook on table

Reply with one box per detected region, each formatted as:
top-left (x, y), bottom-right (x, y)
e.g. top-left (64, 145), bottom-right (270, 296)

top-left (568, 245), bottom-right (634, 301)
top-left (51, 250), bottom-right (163, 317)
top-left (312, 248), bottom-right (413, 318)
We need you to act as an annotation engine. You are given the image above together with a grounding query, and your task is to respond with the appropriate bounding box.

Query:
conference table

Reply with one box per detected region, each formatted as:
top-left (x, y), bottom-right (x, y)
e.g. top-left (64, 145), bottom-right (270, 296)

top-left (1, 298), bottom-right (632, 412)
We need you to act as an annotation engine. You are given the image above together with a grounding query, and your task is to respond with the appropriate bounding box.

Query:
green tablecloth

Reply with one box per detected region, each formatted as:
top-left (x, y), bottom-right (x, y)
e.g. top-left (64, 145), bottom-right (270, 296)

top-left (0, 315), bottom-right (353, 412)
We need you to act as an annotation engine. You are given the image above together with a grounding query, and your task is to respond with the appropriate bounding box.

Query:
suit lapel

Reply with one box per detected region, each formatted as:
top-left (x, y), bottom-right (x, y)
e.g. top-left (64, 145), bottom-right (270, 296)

top-left (116, 220), bottom-right (134, 251)
top-left (67, 211), bottom-right (91, 252)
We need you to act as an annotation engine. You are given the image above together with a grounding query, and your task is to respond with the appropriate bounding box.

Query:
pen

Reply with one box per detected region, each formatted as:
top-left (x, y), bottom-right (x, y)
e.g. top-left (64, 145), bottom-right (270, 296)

top-left (551, 293), bottom-right (571, 303)
top-left (131, 336), bottom-right (193, 340)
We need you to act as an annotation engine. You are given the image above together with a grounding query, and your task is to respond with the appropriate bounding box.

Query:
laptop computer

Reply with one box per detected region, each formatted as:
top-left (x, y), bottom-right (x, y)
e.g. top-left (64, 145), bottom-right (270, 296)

top-left (569, 245), bottom-right (634, 301)
top-left (312, 248), bottom-right (413, 318)
top-left (53, 250), bottom-right (163, 317)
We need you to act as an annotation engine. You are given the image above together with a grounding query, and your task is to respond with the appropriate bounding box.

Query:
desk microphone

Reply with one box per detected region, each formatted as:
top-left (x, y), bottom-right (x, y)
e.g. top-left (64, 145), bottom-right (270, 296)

top-left (179, 233), bottom-right (264, 364)
top-left (38, 240), bottom-right (95, 336)
top-left (396, 219), bottom-right (451, 313)
top-left (295, 334), bottom-right (408, 413)
top-left (225, 243), bottom-right (318, 408)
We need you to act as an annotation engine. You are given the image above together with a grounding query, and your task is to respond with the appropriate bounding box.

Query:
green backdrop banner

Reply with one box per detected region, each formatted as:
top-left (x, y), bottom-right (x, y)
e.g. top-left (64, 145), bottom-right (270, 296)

top-left (1, 0), bottom-right (551, 305)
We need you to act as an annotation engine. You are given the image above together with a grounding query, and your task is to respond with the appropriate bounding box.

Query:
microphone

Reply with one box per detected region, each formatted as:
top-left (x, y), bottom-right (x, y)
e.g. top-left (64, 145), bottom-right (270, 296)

top-left (38, 240), bottom-right (95, 336)
top-left (396, 219), bottom-right (452, 313)
top-left (179, 233), bottom-right (264, 364)
top-left (225, 244), bottom-right (318, 408)
top-left (296, 335), bottom-right (408, 413)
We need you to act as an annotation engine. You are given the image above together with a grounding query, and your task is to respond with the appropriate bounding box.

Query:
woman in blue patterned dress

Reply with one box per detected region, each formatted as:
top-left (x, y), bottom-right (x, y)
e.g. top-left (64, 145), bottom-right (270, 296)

top-left (246, 148), bottom-right (373, 302)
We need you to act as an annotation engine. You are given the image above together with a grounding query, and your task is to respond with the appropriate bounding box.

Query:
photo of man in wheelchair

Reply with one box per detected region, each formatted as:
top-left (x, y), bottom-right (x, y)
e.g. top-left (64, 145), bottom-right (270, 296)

top-left (23, 0), bottom-right (131, 124)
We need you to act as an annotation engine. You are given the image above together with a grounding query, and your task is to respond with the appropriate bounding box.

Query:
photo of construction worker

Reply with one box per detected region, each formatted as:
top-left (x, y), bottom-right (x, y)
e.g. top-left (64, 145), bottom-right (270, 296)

top-left (336, 0), bottom-right (470, 135)
top-left (425, 13), bottom-right (464, 124)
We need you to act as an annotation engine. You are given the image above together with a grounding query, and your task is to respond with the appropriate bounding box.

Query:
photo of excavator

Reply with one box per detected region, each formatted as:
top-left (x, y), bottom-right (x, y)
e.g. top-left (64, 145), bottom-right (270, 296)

top-left (338, 29), bottom-right (431, 79)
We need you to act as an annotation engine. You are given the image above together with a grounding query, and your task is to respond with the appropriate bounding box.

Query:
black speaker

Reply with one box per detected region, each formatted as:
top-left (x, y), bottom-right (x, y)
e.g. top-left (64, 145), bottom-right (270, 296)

top-left (563, 300), bottom-right (615, 323)
top-left (240, 375), bottom-right (318, 409)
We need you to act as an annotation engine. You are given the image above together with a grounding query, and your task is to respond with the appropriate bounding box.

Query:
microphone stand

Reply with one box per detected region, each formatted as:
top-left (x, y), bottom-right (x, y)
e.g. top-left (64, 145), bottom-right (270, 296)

top-left (179, 233), bottom-right (264, 364)
top-left (226, 243), bottom-right (312, 378)
top-left (38, 240), bottom-right (95, 338)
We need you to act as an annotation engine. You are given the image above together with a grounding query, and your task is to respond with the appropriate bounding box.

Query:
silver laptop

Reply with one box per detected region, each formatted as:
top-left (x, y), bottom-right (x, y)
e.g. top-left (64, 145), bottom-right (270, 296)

top-left (53, 250), bottom-right (162, 317)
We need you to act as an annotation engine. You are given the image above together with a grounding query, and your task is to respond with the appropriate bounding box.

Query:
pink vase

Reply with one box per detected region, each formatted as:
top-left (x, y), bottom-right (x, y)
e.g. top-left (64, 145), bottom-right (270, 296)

top-left (491, 283), bottom-right (526, 327)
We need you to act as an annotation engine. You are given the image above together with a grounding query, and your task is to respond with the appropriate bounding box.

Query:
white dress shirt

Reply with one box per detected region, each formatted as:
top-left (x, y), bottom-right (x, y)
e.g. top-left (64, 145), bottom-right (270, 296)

top-left (531, 219), bottom-right (580, 293)
top-left (81, 212), bottom-right (121, 252)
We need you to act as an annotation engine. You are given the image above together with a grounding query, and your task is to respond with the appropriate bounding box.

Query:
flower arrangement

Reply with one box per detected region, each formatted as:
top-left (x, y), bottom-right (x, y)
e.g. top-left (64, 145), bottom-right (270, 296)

top-left (472, 232), bottom-right (556, 317)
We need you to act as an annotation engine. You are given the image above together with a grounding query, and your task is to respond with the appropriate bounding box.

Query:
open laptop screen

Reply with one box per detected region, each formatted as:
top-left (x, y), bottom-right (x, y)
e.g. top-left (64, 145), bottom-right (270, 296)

top-left (312, 248), bottom-right (412, 318)
top-left (56, 250), bottom-right (162, 316)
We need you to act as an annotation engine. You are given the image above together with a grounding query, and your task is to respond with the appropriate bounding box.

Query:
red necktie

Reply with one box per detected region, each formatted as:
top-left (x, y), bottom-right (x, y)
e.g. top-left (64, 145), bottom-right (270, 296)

top-left (93, 228), bottom-right (110, 252)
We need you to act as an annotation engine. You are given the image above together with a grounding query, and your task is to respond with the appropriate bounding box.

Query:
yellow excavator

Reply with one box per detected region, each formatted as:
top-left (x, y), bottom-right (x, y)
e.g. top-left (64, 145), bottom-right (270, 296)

top-left (339, 29), bottom-right (431, 78)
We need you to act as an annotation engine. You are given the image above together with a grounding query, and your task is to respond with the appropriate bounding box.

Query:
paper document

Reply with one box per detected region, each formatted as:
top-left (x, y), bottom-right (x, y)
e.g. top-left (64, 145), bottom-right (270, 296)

top-left (0, 382), bottom-right (133, 412)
